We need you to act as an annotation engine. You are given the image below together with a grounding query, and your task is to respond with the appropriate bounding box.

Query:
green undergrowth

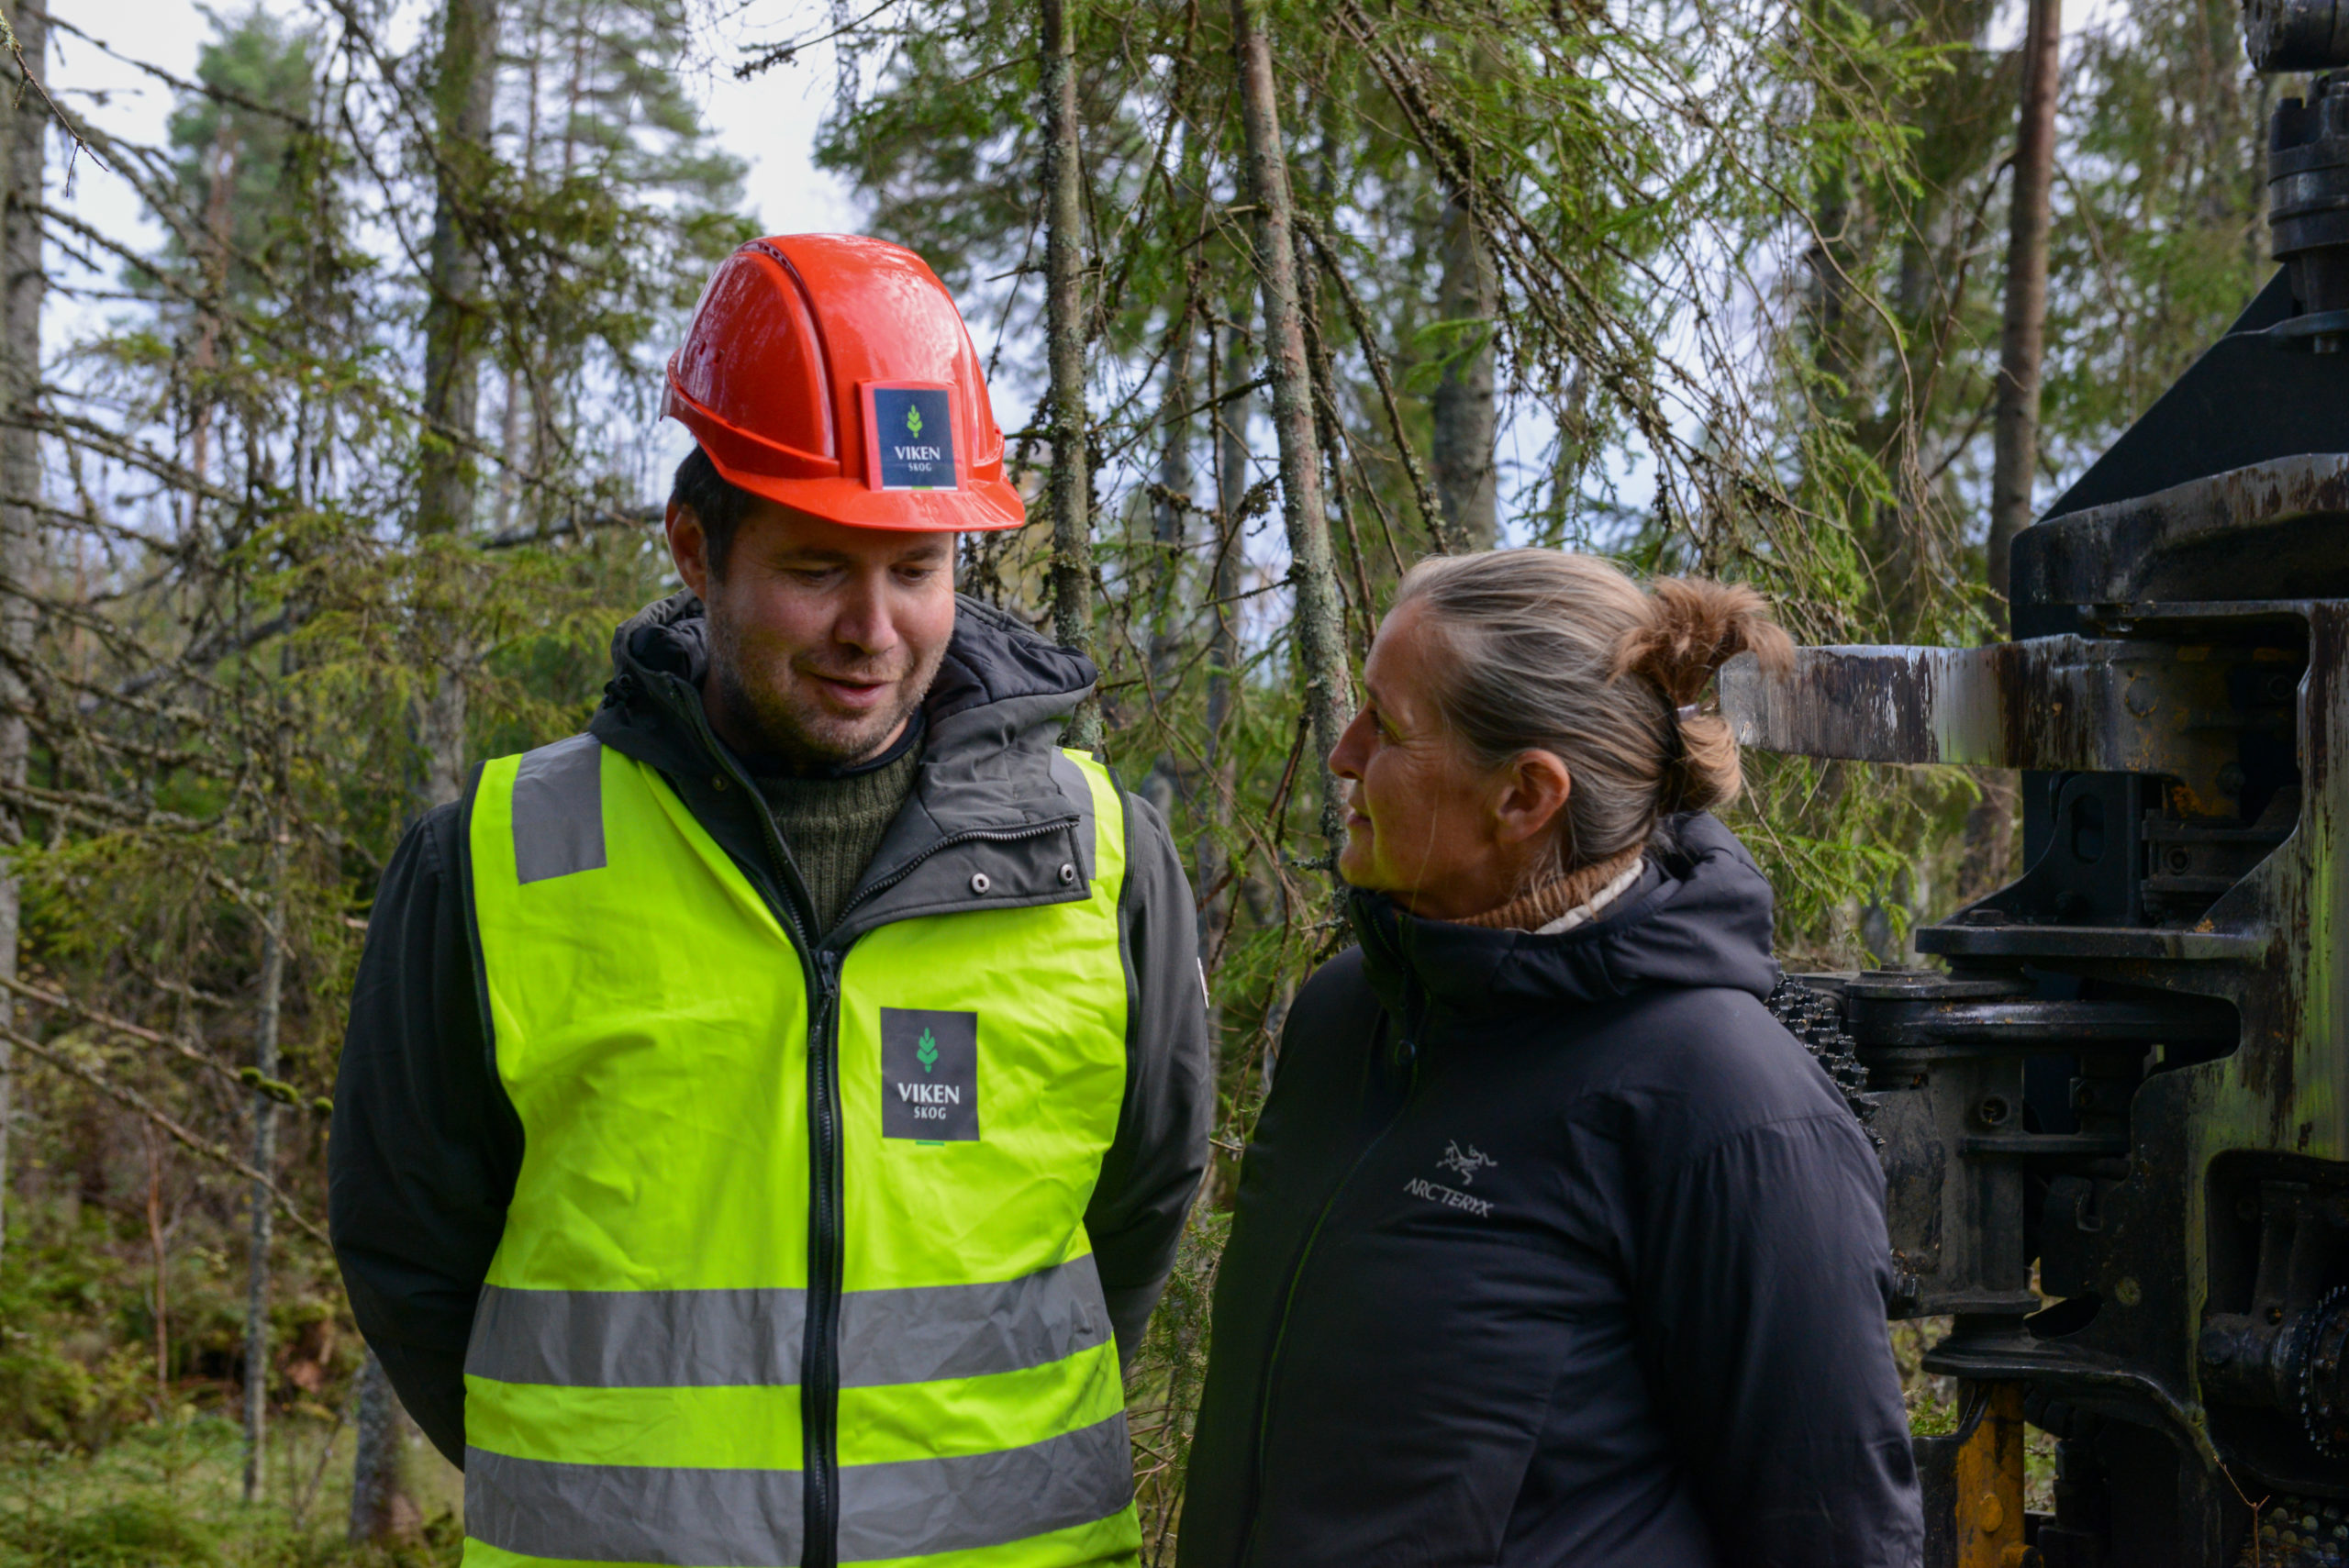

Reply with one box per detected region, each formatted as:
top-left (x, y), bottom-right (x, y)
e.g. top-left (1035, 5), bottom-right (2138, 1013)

top-left (0, 1413), bottom-right (462, 1568)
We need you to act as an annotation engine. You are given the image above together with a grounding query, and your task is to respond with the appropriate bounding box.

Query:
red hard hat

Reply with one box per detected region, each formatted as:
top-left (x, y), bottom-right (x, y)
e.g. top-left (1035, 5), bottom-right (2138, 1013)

top-left (664, 235), bottom-right (1027, 532)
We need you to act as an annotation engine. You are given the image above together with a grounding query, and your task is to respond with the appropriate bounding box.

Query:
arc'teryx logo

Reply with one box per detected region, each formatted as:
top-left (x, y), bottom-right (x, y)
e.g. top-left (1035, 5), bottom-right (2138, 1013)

top-left (1405, 1139), bottom-right (1497, 1218)
top-left (1438, 1140), bottom-right (1497, 1184)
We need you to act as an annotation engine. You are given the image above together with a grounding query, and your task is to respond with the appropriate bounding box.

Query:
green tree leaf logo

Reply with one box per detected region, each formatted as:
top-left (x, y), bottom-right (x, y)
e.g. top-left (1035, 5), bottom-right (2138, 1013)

top-left (916, 1027), bottom-right (939, 1073)
top-left (906, 404), bottom-right (924, 438)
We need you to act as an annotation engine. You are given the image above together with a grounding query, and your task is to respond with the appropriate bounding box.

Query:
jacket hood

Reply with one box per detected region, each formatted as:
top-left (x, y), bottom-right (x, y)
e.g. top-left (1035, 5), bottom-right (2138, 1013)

top-left (590, 589), bottom-right (1104, 927)
top-left (1349, 813), bottom-right (1780, 1020)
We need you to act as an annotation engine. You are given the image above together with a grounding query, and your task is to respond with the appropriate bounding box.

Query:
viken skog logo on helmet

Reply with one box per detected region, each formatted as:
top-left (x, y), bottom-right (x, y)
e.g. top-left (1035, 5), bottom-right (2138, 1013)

top-left (863, 383), bottom-right (958, 492)
top-left (883, 1007), bottom-right (979, 1140)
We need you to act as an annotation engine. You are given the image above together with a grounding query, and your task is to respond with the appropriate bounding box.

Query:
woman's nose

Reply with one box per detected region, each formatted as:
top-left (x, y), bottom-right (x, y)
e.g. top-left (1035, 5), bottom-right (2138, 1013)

top-left (1330, 708), bottom-right (1371, 780)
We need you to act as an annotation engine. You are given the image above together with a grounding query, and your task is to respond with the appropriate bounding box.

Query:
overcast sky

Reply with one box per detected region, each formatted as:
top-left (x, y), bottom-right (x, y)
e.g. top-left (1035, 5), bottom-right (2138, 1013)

top-left (50, 1), bottom-right (863, 250)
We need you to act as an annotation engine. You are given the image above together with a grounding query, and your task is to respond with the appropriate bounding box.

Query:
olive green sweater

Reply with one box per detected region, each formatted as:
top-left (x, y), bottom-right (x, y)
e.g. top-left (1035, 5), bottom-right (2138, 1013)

top-left (752, 731), bottom-right (924, 936)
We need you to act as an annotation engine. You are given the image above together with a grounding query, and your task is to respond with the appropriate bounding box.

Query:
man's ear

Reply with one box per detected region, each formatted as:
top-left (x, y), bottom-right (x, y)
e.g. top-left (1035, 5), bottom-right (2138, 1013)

top-left (1491, 750), bottom-right (1572, 850)
top-left (666, 500), bottom-right (710, 598)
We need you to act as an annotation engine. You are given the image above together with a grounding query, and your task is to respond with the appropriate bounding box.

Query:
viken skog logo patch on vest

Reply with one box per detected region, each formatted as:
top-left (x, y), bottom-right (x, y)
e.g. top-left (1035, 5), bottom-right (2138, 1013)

top-left (883, 1006), bottom-right (980, 1140)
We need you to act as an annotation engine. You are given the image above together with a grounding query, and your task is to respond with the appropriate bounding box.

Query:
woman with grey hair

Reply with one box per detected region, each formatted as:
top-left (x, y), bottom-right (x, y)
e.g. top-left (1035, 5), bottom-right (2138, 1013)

top-left (1177, 550), bottom-right (1922, 1567)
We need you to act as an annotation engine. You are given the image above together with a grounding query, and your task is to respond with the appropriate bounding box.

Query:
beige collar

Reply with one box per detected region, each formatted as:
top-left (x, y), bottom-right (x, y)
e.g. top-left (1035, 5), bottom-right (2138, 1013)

top-left (1452, 844), bottom-right (1648, 934)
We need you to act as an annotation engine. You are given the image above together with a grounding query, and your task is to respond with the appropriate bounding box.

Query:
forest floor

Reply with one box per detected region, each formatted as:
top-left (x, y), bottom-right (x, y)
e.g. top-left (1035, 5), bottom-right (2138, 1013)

top-left (0, 1414), bottom-right (462, 1567)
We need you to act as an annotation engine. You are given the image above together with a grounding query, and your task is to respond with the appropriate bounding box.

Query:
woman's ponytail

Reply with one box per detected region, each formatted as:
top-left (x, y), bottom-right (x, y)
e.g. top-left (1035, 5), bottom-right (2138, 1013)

top-left (1614, 578), bottom-right (1793, 816)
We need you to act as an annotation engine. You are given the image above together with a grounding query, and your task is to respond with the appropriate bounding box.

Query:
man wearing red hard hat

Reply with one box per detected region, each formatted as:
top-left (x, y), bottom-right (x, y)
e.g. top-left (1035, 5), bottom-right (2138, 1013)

top-left (331, 236), bottom-right (1211, 1568)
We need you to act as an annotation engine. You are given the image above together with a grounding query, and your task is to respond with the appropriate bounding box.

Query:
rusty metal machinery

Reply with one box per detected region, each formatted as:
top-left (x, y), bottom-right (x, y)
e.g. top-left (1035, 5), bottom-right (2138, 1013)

top-left (1724, 7), bottom-right (2349, 1562)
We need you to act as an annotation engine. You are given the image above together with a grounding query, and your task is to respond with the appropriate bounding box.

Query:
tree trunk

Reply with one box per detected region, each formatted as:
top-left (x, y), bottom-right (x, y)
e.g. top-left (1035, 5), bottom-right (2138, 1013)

top-left (185, 113), bottom-right (237, 538)
top-left (1431, 189), bottom-right (1497, 551)
top-left (241, 786), bottom-right (290, 1503)
top-left (1297, 237), bottom-right (1375, 659)
top-left (0, 0), bottom-right (44, 1270)
top-left (1199, 328), bottom-right (1250, 1090)
top-left (349, 1353), bottom-right (418, 1543)
top-left (145, 1126), bottom-right (170, 1397)
top-left (409, 0), bottom-right (499, 821)
top-left (357, 0), bottom-right (499, 1531)
top-left (1041, 0), bottom-right (1099, 746)
top-left (416, 664), bottom-right (469, 811)
top-left (1230, 0), bottom-right (1354, 861)
top-left (417, 0), bottom-right (499, 539)
top-left (1148, 316), bottom-right (1193, 690)
top-left (1985, 0), bottom-right (2061, 632)
top-left (1966, 0), bottom-right (2061, 895)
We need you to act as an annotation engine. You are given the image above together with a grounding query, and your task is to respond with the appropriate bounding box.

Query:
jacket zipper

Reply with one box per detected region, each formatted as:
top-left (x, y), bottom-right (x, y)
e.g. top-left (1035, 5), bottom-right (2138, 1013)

top-left (1239, 995), bottom-right (1425, 1563)
top-left (663, 693), bottom-right (848, 1565)
top-left (665, 684), bottom-right (1079, 1566)
top-left (805, 946), bottom-right (845, 1568)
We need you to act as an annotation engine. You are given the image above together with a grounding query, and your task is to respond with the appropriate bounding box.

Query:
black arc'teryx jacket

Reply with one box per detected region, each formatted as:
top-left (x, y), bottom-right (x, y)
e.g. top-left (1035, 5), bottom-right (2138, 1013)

top-left (1178, 815), bottom-right (1921, 1568)
top-left (330, 592), bottom-right (1212, 1468)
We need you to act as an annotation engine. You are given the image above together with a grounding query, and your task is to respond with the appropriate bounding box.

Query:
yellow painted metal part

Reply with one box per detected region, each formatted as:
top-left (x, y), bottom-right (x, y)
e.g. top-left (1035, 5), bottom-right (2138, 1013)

top-left (1954, 1382), bottom-right (2033, 1568)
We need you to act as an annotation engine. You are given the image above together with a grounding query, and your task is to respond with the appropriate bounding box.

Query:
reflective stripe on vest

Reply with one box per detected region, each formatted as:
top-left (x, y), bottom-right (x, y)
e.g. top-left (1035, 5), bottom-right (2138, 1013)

top-left (462, 734), bottom-right (1140, 1568)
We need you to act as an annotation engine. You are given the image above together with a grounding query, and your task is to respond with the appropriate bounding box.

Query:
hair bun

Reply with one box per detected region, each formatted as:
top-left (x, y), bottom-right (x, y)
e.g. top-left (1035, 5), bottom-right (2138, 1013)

top-left (1614, 577), bottom-right (1794, 702)
top-left (1616, 577), bottom-right (1792, 815)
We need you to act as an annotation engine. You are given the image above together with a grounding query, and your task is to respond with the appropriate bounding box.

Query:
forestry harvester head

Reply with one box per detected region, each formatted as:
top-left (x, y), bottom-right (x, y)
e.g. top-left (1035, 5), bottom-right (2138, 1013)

top-left (1723, 10), bottom-right (2349, 1563)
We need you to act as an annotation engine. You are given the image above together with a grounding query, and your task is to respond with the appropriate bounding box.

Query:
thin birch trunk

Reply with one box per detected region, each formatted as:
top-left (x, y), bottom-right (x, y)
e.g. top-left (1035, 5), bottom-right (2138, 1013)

top-left (145, 1126), bottom-right (170, 1397)
top-left (349, 1353), bottom-right (416, 1542)
top-left (241, 775), bottom-right (290, 1503)
top-left (1431, 188), bottom-right (1497, 551)
top-left (1149, 317), bottom-right (1193, 691)
top-left (1296, 239), bottom-right (1374, 658)
top-left (1230, 0), bottom-right (1353, 861)
top-left (1041, 0), bottom-right (1099, 745)
top-left (494, 0), bottom-right (545, 534)
top-left (1199, 328), bottom-right (1249, 1091)
top-left (0, 0), bottom-right (44, 1270)
top-left (1140, 317), bottom-right (1196, 839)
top-left (185, 115), bottom-right (236, 539)
top-left (409, 0), bottom-right (499, 812)
top-left (1985, 0), bottom-right (2061, 631)
top-left (417, 0), bottom-right (499, 539)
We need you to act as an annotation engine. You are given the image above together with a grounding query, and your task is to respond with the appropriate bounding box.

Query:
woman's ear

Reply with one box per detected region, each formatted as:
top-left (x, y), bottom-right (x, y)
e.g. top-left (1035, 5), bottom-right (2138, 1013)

top-left (1491, 750), bottom-right (1572, 849)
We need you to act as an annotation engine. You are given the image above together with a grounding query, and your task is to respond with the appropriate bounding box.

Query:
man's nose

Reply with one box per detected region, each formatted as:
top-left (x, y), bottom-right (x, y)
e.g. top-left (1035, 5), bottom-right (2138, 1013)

top-left (831, 572), bottom-right (901, 655)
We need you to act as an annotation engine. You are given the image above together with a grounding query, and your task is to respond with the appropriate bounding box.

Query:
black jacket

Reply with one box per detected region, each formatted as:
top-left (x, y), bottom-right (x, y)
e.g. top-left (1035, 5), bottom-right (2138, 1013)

top-left (1178, 816), bottom-right (1920, 1568)
top-left (329, 593), bottom-right (1213, 1467)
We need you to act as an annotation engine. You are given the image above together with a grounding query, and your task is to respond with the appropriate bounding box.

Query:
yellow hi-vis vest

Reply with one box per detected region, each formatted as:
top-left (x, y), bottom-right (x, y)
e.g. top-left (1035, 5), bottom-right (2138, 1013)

top-left (459, 733), bottom-right (1141, 1568)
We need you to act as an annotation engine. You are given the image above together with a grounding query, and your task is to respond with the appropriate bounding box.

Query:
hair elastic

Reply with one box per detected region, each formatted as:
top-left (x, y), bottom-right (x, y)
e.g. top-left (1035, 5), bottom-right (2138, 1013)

top-left (1660, 697), bottom-right (1698, 770)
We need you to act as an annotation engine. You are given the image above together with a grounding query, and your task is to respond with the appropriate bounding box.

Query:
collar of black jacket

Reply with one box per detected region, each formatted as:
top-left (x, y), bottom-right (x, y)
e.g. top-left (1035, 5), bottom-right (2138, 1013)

top-left (585, 589), bottom-right (1103, 940)
top-left (1346, 813), bottom-right (1782, 1024)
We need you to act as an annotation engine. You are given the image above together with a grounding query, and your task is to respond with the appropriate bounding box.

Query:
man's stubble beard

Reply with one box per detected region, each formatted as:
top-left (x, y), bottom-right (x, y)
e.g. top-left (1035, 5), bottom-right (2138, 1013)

top-left (707, 608), bottom-right (944, 769)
